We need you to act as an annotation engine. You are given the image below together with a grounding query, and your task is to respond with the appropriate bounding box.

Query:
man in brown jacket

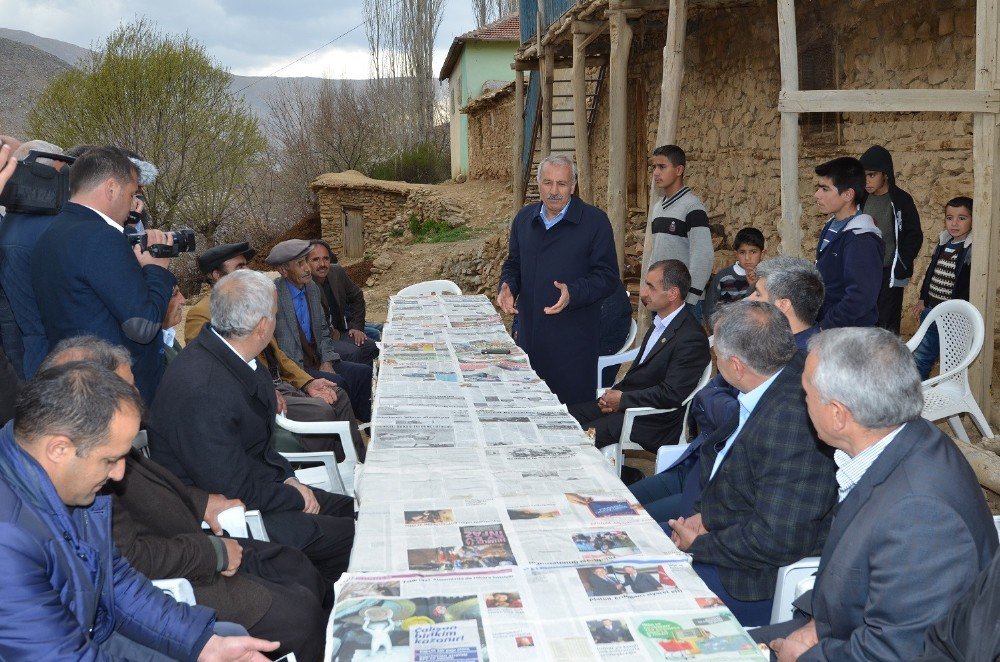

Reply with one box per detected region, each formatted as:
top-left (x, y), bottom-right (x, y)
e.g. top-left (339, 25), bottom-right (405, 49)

top-left (41, 336), bottom-right (330, 661)
top-left (186, 242), bottom-right (363, 460)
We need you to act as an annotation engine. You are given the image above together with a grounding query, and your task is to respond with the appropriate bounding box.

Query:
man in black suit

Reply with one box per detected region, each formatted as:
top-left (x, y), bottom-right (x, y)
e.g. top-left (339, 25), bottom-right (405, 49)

top-left (149, 268), bottom-right (355, 582)
top-left (621, 565), bottom-right (661, 594)
top-left (668, 300), bottom-right (838, 627)
top-left (568, 259), bottom-right (710, 450)
top-left (586, 567), bottom-right (624, 596)
top-left (755, 327), bottom-right (997, 661)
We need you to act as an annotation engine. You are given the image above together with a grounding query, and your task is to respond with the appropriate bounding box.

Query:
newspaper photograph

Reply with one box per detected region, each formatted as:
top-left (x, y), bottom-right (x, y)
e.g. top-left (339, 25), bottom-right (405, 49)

top-left (625, 609), bottom-right (767, 660)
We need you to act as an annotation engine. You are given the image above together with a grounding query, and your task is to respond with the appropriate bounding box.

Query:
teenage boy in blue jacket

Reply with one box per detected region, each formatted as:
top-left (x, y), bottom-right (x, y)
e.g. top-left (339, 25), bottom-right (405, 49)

top-left (813, 157), bottom-right (885, 329)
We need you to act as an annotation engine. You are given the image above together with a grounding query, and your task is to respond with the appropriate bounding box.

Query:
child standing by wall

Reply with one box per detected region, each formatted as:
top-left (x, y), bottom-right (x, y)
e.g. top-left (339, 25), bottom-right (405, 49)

top-left (702, 227), bottom-right (765, 323)
top-left (911, 196), bottom-right (973, 379)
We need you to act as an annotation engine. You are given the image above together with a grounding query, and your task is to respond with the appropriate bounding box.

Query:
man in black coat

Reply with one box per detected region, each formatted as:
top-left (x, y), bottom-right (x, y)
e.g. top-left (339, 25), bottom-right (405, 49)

top-left (148, 268), bottom-right (355, 582)
top-left (668, 300), bottom-right (837, 627)
top-left (498, 154), bottom-right (620, 405)
top-left (568, 259), bottom-right (710, 451)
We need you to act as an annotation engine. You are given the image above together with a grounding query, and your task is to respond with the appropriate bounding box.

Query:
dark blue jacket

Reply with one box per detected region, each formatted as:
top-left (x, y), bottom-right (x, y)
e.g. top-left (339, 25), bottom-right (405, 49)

top-left (31, 203), bottom-right (175, 403)
top-left (816, 214), bottom-right (884, 330)
top-left (499, 196), bottom-right (619, 404)
top-left (0, 211), bottom-right (59, 378)
top-left (0, 421), bottom-right (215, 660)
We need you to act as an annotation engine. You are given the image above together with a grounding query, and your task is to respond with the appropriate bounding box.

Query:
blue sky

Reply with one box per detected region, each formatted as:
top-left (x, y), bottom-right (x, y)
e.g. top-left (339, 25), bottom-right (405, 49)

top-left (0, 0), bottom-right (479, 78)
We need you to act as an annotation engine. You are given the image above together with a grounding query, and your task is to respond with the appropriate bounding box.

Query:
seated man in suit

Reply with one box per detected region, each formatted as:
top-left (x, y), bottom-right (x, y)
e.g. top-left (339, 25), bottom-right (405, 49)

top-left (631, 255), bottom-right (827, 521)
top-left (621, 565), bottom-right (661, 594)
top-left (668, 300), bottom-right (838, 627)
top-left (149, 269), bottom-right (356, 583)
top-left (187, 241), bottom-right (363, 460)
top-left (754, 327), bottom-right (998, 661)
top-left (267, 239), bottom-right (372, 423)
top-left (568, 259), bottom-right (710, 451)
top-left (306, 240), bottom-right (379, 367)
top-left (40, 336), bottom-right (329, 661)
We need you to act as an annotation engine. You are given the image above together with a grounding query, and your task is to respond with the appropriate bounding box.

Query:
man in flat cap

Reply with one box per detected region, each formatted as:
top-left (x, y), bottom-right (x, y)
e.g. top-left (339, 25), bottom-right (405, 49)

top-left (267, 239), bottom-right (372, 423)
top-left (186, 241), bottom-right (364, 459)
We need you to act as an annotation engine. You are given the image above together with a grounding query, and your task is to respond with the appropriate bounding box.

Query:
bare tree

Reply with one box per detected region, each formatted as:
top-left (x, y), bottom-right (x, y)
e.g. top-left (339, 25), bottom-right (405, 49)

top-left (472, 0), bottom-right (519, 27)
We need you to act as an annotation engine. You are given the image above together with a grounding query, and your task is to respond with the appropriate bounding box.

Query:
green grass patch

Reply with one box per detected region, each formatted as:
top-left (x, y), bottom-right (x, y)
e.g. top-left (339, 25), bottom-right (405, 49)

top-left (408, 214), bottom-right (471, 244)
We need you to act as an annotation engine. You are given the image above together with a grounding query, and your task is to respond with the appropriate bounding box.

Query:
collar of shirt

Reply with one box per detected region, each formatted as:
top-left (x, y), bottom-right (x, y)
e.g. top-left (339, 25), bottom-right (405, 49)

top-left (732, 263), bottom-right (747, 277)
top-left (80, 203), bottom-right (124, 233)
top-left (639, 305), bottom-right (685, 364)
top-left (211, 328), bottom-right (258, 371)
top-left (538, 200), bottom-right (571, 230)
top-left (834, 425), bottom-right (904, 502)
top-left (162, 327), bottom-right (177, 348)
top-left (284, 279), bottom-right (307, 299)
top-left (709, 367), bottom-right (784, 480)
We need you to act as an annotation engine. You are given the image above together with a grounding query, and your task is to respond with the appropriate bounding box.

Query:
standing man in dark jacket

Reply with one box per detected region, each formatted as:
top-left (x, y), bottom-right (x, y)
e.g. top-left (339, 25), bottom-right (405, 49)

top-left (813, 157), bottom-right (884, 329)
top-left (498, 154), bottom-right (620, 404)
top-left (859, 145), bottom-right (923, 334)
top-left (149, 268), bottom-right (356, 582)
top-left (30, 146), bottom-right (176, 403)
top-left (0, 361), bottom-right (277, 660)
top-left (307, 239), bottom-right (379, 367)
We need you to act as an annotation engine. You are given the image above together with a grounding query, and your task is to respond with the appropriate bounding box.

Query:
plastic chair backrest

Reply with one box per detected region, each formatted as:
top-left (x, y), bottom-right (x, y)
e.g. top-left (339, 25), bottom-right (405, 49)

top-left (396, 280), bottom-right (462, 296)
top-left (907, 299), bottom-right (984, 383)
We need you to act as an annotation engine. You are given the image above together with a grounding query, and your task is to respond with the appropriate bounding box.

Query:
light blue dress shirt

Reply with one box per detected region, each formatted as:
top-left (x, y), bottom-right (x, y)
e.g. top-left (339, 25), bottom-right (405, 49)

top-left (709, 367), bottom-right (784, 480)
top-left (539, 200), bottom-right (571, 230)
top-left (639, 305), bottom-right (685, 365)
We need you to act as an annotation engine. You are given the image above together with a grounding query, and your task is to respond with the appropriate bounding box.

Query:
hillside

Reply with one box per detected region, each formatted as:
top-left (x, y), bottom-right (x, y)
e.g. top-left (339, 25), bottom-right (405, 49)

top-left (0, 36), bottom-right (71, 137)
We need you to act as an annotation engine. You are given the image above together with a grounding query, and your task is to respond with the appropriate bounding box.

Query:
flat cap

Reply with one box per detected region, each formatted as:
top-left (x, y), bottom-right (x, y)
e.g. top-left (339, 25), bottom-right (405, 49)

top-left (197, 241), bottom-right (256, 274)
top-left (265, 239), bottom-right (312, 266)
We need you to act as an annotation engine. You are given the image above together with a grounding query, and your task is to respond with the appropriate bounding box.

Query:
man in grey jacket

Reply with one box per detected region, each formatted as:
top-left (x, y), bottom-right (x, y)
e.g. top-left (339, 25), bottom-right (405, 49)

top-left (268, 239), bottom-right (372, 422)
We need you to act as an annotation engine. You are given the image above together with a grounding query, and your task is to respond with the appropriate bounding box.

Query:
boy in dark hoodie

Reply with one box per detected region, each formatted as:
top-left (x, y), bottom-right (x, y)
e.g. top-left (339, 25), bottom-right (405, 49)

top-left (859, 145), bottom-right (924, 334)
top-left (813, 157), bottom-right (884, 329)
top-left (911, 197), bottom-right (973, 379)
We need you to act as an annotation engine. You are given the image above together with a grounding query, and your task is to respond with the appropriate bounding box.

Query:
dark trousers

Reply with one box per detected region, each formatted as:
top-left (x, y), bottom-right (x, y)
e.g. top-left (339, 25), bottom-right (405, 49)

top-left (693, 562), bottom-right (774, 627)
top-left (307, 360), bottom-right (372, 423)
top-left (568, 400), bottom-right (680, 452)
top-left (0, 348), bottom-right (21, 426)
top-left (876, 267), bottom-right (905, 334)
top-left (232, 539), bottom-right (330, 661)
top-left (629, 453), bottom-right (700, 523)
top-left (330, 334), bottom-right (379, 367)
top-left (261, 488), bottom-right (355, 584)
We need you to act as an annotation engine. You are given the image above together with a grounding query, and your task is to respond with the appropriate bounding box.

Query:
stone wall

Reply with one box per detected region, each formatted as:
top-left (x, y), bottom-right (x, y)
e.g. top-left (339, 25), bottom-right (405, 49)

top-left (440, 233), bottom-right (509, 296)
top-left (465, 85), bottom-right (516, 182)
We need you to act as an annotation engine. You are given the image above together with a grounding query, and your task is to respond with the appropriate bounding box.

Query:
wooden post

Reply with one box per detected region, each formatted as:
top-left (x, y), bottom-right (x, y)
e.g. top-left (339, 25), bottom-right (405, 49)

top-left (573, 27), bottom-right (592, 202)
top-left (776, 0), bottom-right (802, 258)
top-left (607, 8), bottom-right (633, 274)
top-left (512, 70), bottom-right (525, 214)
top-left (970, 0), bottom-right (1000, 414)
top-left (637, 0), bottom-right (686, 336)
top-left (541, 48), bottom-right (555, 158)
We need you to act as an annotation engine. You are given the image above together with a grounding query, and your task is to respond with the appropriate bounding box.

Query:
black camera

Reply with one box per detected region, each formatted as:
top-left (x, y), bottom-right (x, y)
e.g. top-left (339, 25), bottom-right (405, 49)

top-left (0, 151), bottom-right (75, 215)
top-left (125, 227), bottom-right (197, 258)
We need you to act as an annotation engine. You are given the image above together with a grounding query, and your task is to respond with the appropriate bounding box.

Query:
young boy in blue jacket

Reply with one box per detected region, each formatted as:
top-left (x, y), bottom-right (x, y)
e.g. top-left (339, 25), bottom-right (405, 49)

top-left (813, 157), bottom-right (885, 329)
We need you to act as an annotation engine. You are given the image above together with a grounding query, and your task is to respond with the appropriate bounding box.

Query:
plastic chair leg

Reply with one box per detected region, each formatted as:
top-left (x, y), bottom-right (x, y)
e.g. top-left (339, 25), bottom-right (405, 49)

top-left (966, 398), bottom-right (996, 439)
top-left (948, 415), bottom-right (971, 443)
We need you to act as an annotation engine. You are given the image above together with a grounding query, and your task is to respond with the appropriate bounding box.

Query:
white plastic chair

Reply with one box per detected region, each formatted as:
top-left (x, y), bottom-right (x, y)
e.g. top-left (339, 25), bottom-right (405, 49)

top-left (396, 280), bottom-right (462, 296)
top-left (152, 578), bottom-right (197, 606)
top-left (275, 415), bottom-right (358, 497)
top-left (596, 319), bottom-right (639, 389)
top-left (602, 358), bottom-right (714, 476)
top-left (245, 510), bottom-right (270, 541)
top-left (905, 300), bottom-right (994, 441)
top-left (994, 515), bottom-right (1000, 543)
top-left (770, 556), bottom-right (820, 624)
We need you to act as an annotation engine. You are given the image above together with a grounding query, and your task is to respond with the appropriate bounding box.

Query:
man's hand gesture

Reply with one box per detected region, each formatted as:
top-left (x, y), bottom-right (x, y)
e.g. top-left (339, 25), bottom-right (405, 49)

top-left (497, 282), bottom-right (518, 314)
top-left (543, 281), bottom-right (570, 315)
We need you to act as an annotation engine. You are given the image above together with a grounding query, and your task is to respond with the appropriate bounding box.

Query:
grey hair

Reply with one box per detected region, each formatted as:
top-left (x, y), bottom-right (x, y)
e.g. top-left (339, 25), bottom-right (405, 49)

top-left (13, 140), bottom-right (63, 167)
top-left (807, 328), bottom-right (923, 429)
top-left (39, 335), bottom-right (132, 374)
top-left (712, 299), bottom-right (796, 376)
top-left (755, 256), bottom-right (825, 326)
top-left (536, 153), bottom-right (577, 185)
top-left (210, 269), bottom-right (276, 339)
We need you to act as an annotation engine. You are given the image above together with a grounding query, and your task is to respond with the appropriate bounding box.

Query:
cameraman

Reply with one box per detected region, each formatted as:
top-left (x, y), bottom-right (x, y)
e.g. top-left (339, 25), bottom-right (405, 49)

top-left (0, 142), bottom-right (20, 424)
top-left (31, 146), bottom-right (176, 404)
top-left (0, 140), bottom-right (68, 379)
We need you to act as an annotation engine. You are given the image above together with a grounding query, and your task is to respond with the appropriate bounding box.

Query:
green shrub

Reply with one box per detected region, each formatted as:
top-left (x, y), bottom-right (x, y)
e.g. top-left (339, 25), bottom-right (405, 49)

top-left (408, 214), bottom-right (471, 244)
top-left (367, 141), bottom-right (450, 184)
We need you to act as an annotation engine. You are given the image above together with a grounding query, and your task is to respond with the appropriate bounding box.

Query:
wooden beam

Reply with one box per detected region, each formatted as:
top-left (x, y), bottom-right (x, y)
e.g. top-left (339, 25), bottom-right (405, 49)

top-left (571, 20), bottom-right (603, 34)
top-left (779, 89), bottom-right (1000, 114)
top-left (777, 0), bottom-right (802, 258)
top-left (608, 9), bottom-right (634, 274)
top-left (512, 56), bottom-right (608, 71)
top-left (578, 23), bottom-right (609, 50)
top-left (638, 0), bottom-right (686, 335)
top-left (512, 70), bottom-right (525, 214)
top-left (541, 47), bottom-right (555, 158)
top-left (970, 0), bottom-right (1000, 416)
top-left (620, 0), bottom-right (671, 10)
top-left (573, 31), bottom-right (593, 203)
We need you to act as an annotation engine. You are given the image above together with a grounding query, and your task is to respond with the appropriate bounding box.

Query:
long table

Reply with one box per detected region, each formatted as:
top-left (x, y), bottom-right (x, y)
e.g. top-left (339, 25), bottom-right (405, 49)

top-left (329, 294), bottom-right (766, 661)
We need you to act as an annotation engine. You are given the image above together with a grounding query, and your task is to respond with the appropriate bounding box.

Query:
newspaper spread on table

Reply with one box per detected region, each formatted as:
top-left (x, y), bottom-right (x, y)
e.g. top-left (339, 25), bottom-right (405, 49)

top-left (336, 294), bottom-right (767, 661)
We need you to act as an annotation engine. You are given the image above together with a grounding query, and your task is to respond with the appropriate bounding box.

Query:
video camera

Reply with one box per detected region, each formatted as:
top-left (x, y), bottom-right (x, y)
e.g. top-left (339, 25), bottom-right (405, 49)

top-left (125, 227), bottom-right (197, 258)
top-left (0, 150), bottom-right (75, 215)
